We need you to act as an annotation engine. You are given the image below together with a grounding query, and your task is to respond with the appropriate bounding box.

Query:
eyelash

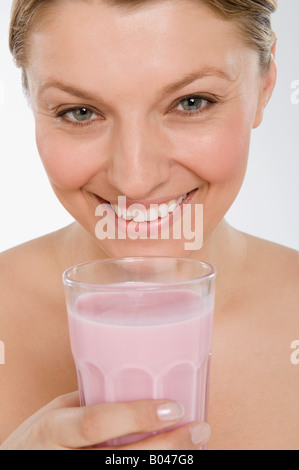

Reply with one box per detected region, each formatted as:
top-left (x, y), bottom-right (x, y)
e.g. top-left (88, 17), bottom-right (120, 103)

top-left (55, 94), bottom-right (217, 128)
top-left (55, 107), bottom-right (101, 128)
top-left (171, 95), bottom-right (217, 117)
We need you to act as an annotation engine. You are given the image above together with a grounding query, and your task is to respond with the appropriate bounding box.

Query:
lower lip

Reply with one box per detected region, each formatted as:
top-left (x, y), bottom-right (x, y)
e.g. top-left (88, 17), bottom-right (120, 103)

top-left (95, 189), bottom-right (198, 238)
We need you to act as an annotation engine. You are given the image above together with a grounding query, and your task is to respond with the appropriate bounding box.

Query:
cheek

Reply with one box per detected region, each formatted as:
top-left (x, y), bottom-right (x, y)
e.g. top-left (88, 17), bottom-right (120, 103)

top-left (172, 115), bottom-right (252, 184)
top-left (35, 125), bottom-right (101, 190)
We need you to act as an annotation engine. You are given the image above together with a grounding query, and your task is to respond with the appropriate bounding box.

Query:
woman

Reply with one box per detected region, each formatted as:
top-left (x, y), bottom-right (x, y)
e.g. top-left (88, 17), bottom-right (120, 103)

top-left (1, 0), bottom-right (298, 450)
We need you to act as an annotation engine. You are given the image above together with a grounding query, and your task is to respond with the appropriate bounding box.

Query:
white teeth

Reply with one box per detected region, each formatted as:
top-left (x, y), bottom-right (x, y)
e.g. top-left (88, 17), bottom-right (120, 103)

top-left (158, 204), bottom-right (168, 218)
top-left (111, 193), bottom-right (188, 222)
top-left (125, 207), bottom-right (137, 220)
top-left (133, 211), bottom-right (147, 223)
top-left (167, 199), bottom-right (177, 213)
top-left (147, 207), bottom-right (159, 222)
top-left (124, 212), bottom-right (134, 221)
top-left (114, 205), bottom-right (122, 217)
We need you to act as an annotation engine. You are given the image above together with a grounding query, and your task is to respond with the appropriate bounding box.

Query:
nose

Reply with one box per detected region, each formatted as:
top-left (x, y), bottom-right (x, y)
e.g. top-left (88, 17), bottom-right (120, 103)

top-left (106, 117), bottom-right (170, 199)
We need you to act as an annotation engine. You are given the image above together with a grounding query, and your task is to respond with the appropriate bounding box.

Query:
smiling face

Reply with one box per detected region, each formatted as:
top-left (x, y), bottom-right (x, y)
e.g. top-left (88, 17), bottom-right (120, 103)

top-left (26, 0), bottom-right (275, 258)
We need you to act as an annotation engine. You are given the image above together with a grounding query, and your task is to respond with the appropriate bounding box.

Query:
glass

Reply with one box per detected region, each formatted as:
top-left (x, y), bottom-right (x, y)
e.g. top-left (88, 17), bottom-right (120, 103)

top-left (63, 257), bottom-right (216, 447)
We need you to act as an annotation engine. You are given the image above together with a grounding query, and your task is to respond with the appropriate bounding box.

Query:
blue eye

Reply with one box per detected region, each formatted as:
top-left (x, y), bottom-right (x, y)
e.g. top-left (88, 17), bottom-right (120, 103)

top-left (176, 97), bottom-right (207, 112)
top-left (65, 107), bottom-right (96, 122)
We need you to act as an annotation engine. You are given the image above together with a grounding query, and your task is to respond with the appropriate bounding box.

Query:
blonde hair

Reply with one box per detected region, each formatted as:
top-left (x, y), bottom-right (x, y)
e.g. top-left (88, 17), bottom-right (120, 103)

top-left (9, 0), bottom-right (278, 91)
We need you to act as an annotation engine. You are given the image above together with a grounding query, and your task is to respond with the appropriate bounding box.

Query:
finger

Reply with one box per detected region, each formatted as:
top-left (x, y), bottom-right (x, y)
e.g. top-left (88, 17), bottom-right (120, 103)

top-left (46, 391), bottom-right (81, 410)
top-left (47, 400), bottom-right (185, 449)
top-left (113, 422), bottom-right (212, 451)
top-left (0, 392), bottom-right (81, 451)
top-left (24, 391), bottom-right (80, 432)
top-left (10, 391), bottom-right (80, 434)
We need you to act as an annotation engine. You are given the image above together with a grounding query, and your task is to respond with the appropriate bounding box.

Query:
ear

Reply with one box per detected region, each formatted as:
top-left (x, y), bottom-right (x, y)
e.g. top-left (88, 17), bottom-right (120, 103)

top-left (253, 39), bottom-right (277, 129)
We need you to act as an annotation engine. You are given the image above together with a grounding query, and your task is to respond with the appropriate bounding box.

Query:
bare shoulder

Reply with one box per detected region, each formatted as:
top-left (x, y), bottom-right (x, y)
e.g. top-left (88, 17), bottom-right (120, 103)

top-left (244, 233), bottom-right (299, 298)
top-left (245, 232), bottom-right (299, 268)
top-left (0, 228), bottom-right (68, 362)
top-left (0, 230), bottom-right (75, 443)
top-left (0, 231), bottom-right (59, 284)
top-left (243, 234), bottom-right (299, 334)
top-left (0, 228), bottom-right (71, 304)
top-left (0, 229), bottom-right (69, 361)
top-left (210, 233), bottom-right (299, 450)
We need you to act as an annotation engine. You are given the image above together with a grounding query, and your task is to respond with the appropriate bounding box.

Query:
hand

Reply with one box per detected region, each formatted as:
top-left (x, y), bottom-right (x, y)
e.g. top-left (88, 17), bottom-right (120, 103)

top-left (0, 391), bottom-right (211, 450)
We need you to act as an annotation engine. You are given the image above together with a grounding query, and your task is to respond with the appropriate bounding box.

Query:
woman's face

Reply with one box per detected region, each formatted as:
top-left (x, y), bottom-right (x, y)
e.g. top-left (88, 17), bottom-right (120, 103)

top-left (26, 0), bottom-right (274, 258)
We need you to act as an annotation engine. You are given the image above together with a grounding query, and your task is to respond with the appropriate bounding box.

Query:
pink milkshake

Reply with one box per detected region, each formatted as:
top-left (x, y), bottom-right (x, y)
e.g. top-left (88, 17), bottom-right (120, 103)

top-left (67, 286), bottom-right (214, 446)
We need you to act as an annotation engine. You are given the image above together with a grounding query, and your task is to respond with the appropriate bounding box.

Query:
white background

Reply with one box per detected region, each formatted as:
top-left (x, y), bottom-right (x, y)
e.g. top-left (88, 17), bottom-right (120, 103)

top-left (0, 0), bottom-right (298, 253)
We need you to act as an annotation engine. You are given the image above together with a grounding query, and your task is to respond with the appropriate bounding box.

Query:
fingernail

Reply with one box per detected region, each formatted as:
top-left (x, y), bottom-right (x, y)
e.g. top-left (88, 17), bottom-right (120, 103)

top-left (190, 423), bottom-right (211, 445)
top-left (157, 402), bottom-right (185, 422)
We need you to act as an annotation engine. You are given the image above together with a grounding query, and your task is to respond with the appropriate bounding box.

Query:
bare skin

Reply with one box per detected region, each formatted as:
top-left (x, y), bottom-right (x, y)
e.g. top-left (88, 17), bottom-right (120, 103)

top-left (1, 0), bottom-right (299, 450)
top-left (0, 222), bottom-right (298, 450)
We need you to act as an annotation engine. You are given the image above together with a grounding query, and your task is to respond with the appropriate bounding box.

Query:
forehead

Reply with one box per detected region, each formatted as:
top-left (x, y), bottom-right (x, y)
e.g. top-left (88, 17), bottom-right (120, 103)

top-left (27, 0), bottom-right (256, 95)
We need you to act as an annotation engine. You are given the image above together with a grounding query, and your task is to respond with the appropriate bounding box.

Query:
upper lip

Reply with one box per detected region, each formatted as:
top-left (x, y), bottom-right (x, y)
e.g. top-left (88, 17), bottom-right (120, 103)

top-left (96, 190), bottom-right (196, 209)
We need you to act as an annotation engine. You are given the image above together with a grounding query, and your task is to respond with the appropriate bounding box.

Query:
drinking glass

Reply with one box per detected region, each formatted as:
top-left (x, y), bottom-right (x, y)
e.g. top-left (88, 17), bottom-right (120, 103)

top-left (63, 257), bottom-right (216, 446)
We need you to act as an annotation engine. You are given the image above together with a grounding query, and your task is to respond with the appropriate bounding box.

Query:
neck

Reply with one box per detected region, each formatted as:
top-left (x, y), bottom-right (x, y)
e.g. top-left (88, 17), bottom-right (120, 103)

top-left (58, 218), bottom-right (249, 313)
top-left (195, 219), bottom-right (249, 312)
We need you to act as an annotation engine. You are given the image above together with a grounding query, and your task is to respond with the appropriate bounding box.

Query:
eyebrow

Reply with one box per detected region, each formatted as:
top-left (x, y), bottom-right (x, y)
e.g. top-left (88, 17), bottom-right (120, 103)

top-left (38, 81), bottom-right (96, 101)
top-left (38, 67), bottom-right (234, 102)
top-left (158, 67), bottom-right (234, 98)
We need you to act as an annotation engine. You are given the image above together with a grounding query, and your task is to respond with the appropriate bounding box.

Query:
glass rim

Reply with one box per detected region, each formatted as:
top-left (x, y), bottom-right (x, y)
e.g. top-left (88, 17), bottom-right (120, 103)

top-left (62, 256), bottom-right (216, 291)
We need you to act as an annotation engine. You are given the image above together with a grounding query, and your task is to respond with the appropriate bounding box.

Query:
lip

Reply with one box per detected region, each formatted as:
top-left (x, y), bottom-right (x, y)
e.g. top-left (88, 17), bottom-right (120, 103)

top-left (94, 188), bottom-right (198, 237)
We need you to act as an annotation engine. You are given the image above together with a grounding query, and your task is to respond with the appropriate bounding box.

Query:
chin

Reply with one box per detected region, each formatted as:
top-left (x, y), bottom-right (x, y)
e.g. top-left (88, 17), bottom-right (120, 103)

top-left (96, 238), bottom-right (197, 260)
